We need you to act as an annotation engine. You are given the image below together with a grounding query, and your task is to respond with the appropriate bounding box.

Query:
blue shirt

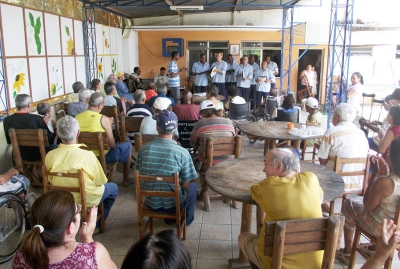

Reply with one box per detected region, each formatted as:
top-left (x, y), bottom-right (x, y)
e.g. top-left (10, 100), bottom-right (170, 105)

top-left (148, 93), bottom-right (175, 108)
top-left (168, 60), bottom-right (180, 87)
top-left (192, 61), bottom-right (210, 86)
top-left (134, 137), bottom-right (198, 209)
top-left (267, 61), bottom-right (279, 75)
top-left (249, 62), bottom-right (260, 85)
top-left (226, 60), bottom-right (238, 83)
top-left (255, 68), bottom-right (275, 93)
top-left (210, 60), bottom-right (227, 83)
top-left (234, 64), bottom-right (253, 88)
top-left (116, 81), bottom-right (133, 100)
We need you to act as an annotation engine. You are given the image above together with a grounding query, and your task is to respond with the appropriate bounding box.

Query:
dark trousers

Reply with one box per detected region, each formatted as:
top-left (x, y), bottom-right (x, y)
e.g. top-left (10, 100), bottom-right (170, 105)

top-left (239, 87), bottom-right (250, 102)
top-left (250, 84), bottom-right (257, 109)
top-left (271, 82), bottom-right (276, 89)
top-left (152, 182), bottom-right (198, 226)
top-left (195, 86), bottom-right (207, 93)
top-left (225, 82), bottom-right (234, 90)
top-left (254, 91), bottom-right (269, 108)
top-left (97, 182), bottom-right (118, 228)
top-left (213, 83), bottom-right (226, 101)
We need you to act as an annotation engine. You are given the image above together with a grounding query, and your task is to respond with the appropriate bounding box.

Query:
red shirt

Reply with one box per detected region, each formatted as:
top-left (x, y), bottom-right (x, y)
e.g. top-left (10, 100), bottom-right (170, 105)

top-left (172, 104), bottom-right (200, 121)
top-left (145, 90), bottom-right (157, 100)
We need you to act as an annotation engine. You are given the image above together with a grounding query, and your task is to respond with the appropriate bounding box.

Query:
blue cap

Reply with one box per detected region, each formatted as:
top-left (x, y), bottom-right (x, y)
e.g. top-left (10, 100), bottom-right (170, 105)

top-left (155, 110), bottom-right (178, 132)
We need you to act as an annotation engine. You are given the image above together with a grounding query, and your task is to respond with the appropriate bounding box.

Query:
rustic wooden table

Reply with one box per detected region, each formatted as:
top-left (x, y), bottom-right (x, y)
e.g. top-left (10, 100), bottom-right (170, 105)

top-left (205, 157), bottom-right (344, 268)
top-left (238, 121), bottom-right (323, 155)
top-left (192, 94), bottom-right (225, 104)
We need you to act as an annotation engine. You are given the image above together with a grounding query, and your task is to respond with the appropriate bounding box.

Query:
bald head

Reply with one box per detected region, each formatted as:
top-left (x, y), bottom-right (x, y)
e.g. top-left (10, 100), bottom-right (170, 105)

top-left (180, 90), bottom-right (192, 104)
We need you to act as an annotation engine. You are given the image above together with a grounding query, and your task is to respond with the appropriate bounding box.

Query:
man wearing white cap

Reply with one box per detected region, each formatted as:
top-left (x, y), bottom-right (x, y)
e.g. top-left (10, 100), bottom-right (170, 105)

top-left (140, 97), bottom-right (176, 137)
top-left (302, 97), bottom-right (322, 124)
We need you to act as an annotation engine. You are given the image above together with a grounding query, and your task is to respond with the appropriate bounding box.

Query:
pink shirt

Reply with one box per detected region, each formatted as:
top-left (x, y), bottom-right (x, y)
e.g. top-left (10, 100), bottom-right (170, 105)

top-left (172, 104), bottom-right (200, 121)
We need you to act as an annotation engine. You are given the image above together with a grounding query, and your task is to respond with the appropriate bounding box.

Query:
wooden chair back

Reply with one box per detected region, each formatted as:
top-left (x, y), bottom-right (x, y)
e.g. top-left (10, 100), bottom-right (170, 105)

top-left (101, 105), bottom-right (120, 141)
top-left (204, 136), bottom-right (242, 170)
top-left (134, 170), bottom-right (186, 239)
top-left (9, 128), bottom-right (49, 171)
top-left (42, 165), bottom-right (105, 232)
top-left (63, 102), bottom-right (70, 115)
top-left (264, 216), bottom-right (343, 269)
top-left (134, 133), bottom-right (158, 152)
top-left (120, 116), bottom-right (144, 142)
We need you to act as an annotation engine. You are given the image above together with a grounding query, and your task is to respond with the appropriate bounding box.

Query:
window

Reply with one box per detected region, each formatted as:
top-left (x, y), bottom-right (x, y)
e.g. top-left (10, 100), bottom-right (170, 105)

top-left (187, 41), bottom-right (228, 70)
top-left (242, 41), bottom-right (282, 77)
top-left (349, 47), bottom-right (373, 57)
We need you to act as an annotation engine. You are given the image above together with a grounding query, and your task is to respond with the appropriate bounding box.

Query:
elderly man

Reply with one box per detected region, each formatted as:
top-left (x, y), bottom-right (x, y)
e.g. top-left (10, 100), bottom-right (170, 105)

top-left (254, 60), bottom-right (275, 109)
top-left (318, 103), bottom-right (369, 192)
top-left (153, 67), bottom-right (169, 86)
top-left (103, 81), bottom-right (126, 115)
top-left (135, 110), bottom-right (198, 226)
top-left (145, 82), bottom-right (158, 101)
top-left (140, 97), bottom-right (172, 135)
top-left (234, 55), bottom-right (253, 102)
top-left (238, 148), bottom-right (323, 269)
top-left (148, 84), bottom-right (175, 108)
top-left (265, 55), bottom-right (279, 89)
top-left (75, 92), bottom-right (134, 187)
top-left (225, 54), bottom-right (238, 90)
top-left (45, 116), bottom-right (118, 223)
top-left (3, 94), bottom-right (55, 161)
top-left (192, 53), bottom-right (210, 94)
top-left (210, 52), bottom-right (227, 100)
top-left (129, 67), bottom-right (143, 90)
top-left (172, 90), bottom-right (199, 121)
top-left (68, 88), bottom-right (90, 117)
top-left (127, 90), bottom-right (153, 117)
top-left (68, 81), bottom-right (85, 102)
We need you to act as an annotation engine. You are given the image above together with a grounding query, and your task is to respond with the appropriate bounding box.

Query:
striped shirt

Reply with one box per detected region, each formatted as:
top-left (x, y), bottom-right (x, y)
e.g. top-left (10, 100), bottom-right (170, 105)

top-left (134, 137), bottom-right (197, 209)
top-left (210, 60), bottom-right (227, 83)
top-left (234, 64), bottom-right (253, 88)
top-left (168, 60), bottom-right (180, 87)
top-left (127, 104), bottom-right (153, 117)
top-left (317, 121), bottom-right (369, 192)
top-left (226, 60), bottom-right (238, 83)
top-left (192, 61), bottom-right (210, 86)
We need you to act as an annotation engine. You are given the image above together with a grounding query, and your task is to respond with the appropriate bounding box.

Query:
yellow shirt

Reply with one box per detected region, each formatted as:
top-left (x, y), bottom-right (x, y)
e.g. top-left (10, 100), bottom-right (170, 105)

top-left (251, 172), bottom-right (323, 269)
top-left (75, 110), bottom-right (108, 156)
top-left (45, 144), bottom-right (107, 207)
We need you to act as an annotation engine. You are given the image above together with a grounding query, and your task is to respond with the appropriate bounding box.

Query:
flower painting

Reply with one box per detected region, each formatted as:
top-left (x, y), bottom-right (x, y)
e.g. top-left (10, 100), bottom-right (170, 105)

top-left (7, 59), bottom-right (30, 102)
top-left (13, 73), bottom-right (25, 97)
top-left (103, 30), bottom-right (110, 48)
top-left (49, 66), bottom-right (62, 96)
top-left (98, 57), bottom-right (104, 79)
top-left (65, 26), bottom-right (75, 55)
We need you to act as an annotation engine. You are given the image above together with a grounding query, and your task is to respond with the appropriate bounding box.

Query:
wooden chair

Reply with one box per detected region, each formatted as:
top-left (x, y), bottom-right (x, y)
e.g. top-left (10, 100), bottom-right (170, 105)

top-left (324, 156), bottom-right (371, 216)
top-left (264, 216), bottom-right (343, 269)
top-left (199, 136), bottom-right (242, 212)
top-left (9, 128), bottom-right (49, 185)
top-left (134, 133), bottom-right (158, 152)
top-left (348, 198), bottom-right (400, 269)
top-left (100, 105), bottom-right (121, 142)
top-left (42, 166), bottom-right (106, 233)
top-left (120, 116), bottom-right (145, 165)
top-left (63, 102), bottom-right (70, 116)
top-left (77, 132), bottom-right (118, 182)
top-left (135, 170), bottom-right (186, 240)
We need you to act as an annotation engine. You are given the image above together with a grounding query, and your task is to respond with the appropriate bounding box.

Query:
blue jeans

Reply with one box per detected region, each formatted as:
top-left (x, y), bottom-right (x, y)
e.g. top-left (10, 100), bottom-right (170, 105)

top-left (100, 182), bottom-right (118, 221)
top-left (105, 142), bottom-right (132, 164)
top-left (152, 182), bottom-right (198, 226)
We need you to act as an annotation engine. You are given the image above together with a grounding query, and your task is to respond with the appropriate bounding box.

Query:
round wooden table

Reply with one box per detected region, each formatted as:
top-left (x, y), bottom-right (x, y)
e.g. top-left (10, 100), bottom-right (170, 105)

top-left (192, 94), bottom-right (225, 104)
top-left (238, 121), bottom-right (323, 155)
top-left (205, 157), bottom-right (344, 267)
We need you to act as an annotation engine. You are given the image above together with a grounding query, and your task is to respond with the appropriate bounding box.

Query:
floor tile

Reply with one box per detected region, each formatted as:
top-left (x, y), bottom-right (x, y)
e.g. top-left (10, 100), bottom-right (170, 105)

top-left (186, 223), bottom-right (202, 240)
top-left (196, 259), bottom-right (230, 269)
top-left (198, 240), bottom-right (232, 260)
top-left (200, 224), bottom-right (231, 240)
top-left (202, 210), bottom-right (231, 225)
top-left (100, 235), bottom-right (134, 255)
top-left (183, 239), bottom-right (200, 259)
top-left (107, 219), bottom-right (138, 237)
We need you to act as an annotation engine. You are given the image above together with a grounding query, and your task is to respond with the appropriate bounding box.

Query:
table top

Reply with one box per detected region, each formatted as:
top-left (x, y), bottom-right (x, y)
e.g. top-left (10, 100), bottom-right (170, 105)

top-left (192, 95), bottom-right (225, 104)
top-left (238, 121), bottom-right (322, 140)
top-left (205, 157), bottom-right (344, 204)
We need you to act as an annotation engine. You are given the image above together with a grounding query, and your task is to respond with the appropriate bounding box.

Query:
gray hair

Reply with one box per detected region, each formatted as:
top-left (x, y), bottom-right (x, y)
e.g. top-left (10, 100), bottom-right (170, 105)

top-left (157, 84), bottom-right (167, 94)
top-left (37, 102), bottom-right (50, 115)
top-left (134, 90), bottom-right (145, 103)
top-left (268, 148), bottom-right (300, 173)
top-left (78, 89), bottom-right (91, 102)
top-left (107, 74), bottom-right (117, 83)
top-left (334, 103), bottom-right (356, 122)
top-left (56, 116), bottom-right (80, 143)
top-left (88, 92), bottom-right (105, 107)
top-left (15, 94), bottom-right (32, 110)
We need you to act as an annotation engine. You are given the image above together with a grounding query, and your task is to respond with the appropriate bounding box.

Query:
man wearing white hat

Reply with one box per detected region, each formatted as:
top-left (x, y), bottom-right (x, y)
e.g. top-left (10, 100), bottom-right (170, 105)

top-left (302, 97), bottom-right (322, 124)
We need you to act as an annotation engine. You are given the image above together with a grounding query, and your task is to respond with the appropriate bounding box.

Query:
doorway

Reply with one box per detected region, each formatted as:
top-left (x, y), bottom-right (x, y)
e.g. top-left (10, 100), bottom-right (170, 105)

top-left (298, 49), bottom-right (323, 99)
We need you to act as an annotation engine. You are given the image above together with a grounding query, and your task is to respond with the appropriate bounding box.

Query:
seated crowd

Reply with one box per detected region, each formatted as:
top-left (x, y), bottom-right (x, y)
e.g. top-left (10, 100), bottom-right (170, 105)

top-left (3, 68), bottom-right (400, 269)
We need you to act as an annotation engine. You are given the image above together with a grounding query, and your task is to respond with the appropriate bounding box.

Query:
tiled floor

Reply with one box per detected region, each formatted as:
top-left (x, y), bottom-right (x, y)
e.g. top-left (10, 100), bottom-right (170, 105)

top-left (1, 110), bottom-right (399, 269)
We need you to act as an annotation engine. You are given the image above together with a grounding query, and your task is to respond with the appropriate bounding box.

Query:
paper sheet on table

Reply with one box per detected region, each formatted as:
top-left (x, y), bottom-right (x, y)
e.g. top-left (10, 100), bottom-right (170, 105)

top-left (288, 127), bottom-right (325, 137)
top-left (193, 92), bottom-right (206, 97)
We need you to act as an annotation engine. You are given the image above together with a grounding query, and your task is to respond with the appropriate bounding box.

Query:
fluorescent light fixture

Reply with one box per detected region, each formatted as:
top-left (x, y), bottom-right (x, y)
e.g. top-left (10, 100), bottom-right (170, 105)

top-left (170, 5), bottom-right (204, 11)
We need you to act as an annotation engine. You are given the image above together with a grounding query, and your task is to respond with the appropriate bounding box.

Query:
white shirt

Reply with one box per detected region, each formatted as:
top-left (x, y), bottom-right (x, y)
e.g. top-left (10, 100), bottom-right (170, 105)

top-left (153, 74), bottom-right (169, 85)
top-left (301, 70), bottom-right (316, 87)
top-left (347, 83), bottom-right (364, 113)
top-left (267, 61), bottom-right (279, 75)
top-left (317, 121), bottom-right (369, 192)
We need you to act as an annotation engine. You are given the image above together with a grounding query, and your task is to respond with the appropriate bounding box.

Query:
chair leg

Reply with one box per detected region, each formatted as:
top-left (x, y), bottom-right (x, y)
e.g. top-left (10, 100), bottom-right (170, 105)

top-left (203, 190), bottom-right (211, 212)
top-left (149, 217), bottom-right (154, 234)
top-left (232, 200), bottom-right (239, 209)
top-left (347, 227), bottom-right (361, 269)
top-left (200, 173), bottom-right (211, 211)
top-left (98, 202), bottom-right (106, 233)
top-left (329, 200), bottom-right (335, 216)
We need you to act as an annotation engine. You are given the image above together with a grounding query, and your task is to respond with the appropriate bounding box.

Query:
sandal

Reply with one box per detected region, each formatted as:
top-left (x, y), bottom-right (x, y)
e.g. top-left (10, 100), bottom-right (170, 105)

top-left (336, 248), bottom-right (350, 265)
top-left (122, 180), bottom-right (134, 187)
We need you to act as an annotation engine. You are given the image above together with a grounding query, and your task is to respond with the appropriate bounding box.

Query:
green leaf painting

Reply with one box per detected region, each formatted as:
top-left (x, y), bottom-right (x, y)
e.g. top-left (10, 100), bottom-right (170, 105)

top-left (65, 26), bottom-right (70, 37)
top-left (29, 12), bottom-right (42, 54)
top-left (111, 58), bottom-right (116, 74)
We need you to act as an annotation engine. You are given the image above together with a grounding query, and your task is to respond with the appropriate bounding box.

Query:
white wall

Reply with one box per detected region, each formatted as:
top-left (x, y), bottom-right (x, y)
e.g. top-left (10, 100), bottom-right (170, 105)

top-left (122, 30), bottom-right (139, 73)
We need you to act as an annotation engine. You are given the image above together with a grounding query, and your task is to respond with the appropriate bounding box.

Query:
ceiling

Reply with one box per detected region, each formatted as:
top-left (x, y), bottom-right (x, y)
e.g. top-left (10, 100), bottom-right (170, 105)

top-left (79, 0), bottom-right (301, 19)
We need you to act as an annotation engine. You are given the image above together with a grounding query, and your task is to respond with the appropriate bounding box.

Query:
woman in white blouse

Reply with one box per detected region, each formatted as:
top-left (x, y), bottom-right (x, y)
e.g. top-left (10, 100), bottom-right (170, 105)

top-left (347, 72), bottom-right (364, 115)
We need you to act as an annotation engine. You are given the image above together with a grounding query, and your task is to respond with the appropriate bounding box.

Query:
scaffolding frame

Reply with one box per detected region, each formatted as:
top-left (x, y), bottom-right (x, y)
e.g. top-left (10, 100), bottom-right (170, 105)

top-left (0, 34), bottom-right (8, 116)
top-left (82, 7), bottom-right (98, 87)
top-left (324, 0), bottom-right (354, 126)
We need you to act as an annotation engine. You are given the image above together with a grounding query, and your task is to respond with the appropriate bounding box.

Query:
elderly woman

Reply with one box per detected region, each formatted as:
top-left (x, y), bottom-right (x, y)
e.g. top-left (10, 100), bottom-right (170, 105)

top-left (276, 94), bottom-right (301, 122)
top-left (206, 84), bottom-right (224, 116)
top-left (13, 189), bottom-right (116, 269)
top-left (336, 136), bottom-right (400, 265)
top-left (89, 78), bottom-right (102, 93)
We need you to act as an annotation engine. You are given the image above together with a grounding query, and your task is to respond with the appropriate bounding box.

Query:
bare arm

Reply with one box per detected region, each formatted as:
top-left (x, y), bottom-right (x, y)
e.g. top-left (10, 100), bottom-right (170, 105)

top-left (0, 168), bottom-right (19, 185)
top-left (181, 181), bottom-right (190, 190)
top-left (378, 130), bottom-right (394, 154)
top-left (347, 87), bottom-right (359, 98)
top-left (96, 242), bottom-right (117, 269)
top-left (101, 115), bottom-right (115, 148)
top-left (299, 70), bottom-right (305, 79)
top-left (363, 175), bottom-right (394, 212)
top-left (318, 157), bottom-right (329, 165)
